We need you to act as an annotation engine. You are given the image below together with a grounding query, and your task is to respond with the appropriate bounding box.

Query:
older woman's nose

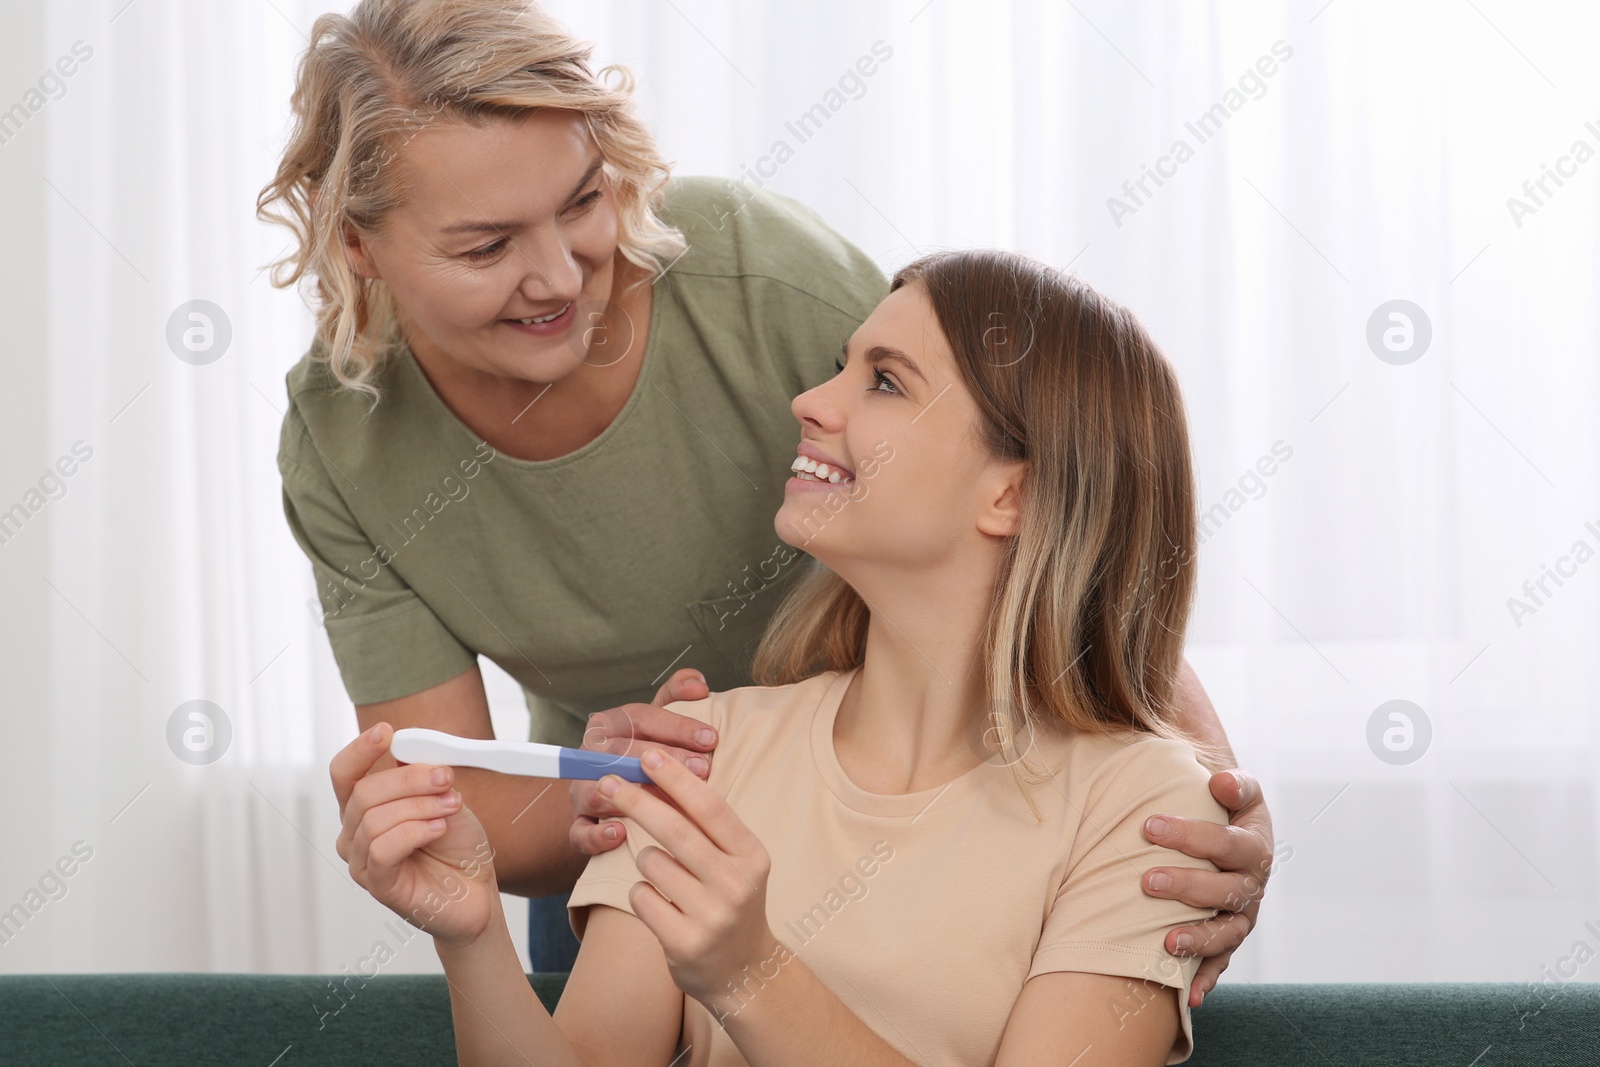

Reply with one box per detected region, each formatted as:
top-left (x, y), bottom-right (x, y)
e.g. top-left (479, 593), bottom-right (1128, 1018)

top-left (516, 231), bottom-right (583, 301)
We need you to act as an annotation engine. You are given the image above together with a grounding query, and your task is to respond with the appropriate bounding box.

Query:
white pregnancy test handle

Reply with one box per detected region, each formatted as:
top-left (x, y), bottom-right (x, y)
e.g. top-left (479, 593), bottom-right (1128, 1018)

top-left (389, 728), bottom-right (650, 783)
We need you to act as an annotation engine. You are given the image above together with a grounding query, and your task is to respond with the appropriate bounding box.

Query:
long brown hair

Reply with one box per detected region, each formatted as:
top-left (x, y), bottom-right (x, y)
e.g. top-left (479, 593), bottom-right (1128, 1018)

top-left (752, 249), bottom-right (1211, 778)
top-left (255, 0), bottom-right (685, 403)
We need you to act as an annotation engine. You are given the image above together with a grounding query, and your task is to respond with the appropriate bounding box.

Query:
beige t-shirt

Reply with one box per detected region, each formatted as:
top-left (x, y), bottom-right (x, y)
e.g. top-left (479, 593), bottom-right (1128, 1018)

top-left (568, 668), bottom-right (1227, 1066)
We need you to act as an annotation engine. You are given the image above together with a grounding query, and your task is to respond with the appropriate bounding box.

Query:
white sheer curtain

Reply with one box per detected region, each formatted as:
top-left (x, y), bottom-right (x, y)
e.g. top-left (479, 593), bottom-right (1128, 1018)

top-left (21, 0), bottom-right (532, 976)
top-left (8, 0), bottom-right (1596, 985)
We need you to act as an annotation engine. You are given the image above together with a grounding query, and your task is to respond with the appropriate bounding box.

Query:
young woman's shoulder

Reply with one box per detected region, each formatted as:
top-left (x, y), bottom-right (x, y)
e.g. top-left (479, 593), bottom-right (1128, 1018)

top-left (665, 669), bottom-right (840, 726)
top-left (1047, 727), bottom-right (1223, 822)
top-left (663, 669), bottom-right (843, 766)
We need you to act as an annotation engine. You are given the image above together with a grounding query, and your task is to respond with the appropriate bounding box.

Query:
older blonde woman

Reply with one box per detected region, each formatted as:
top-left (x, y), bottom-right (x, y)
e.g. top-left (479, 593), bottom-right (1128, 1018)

top-left (261, 0), bottom-right (1273, 984)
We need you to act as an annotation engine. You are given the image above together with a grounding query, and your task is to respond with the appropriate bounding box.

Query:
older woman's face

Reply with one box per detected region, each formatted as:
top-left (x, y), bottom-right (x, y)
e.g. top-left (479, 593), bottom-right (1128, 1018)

top-left (345, 109), bottom-right (622, 383)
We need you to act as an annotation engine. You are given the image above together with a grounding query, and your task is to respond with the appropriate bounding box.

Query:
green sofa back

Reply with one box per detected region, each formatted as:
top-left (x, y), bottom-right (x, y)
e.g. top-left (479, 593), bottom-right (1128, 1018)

top-left (2, 973), bottom-right (1595, 1064)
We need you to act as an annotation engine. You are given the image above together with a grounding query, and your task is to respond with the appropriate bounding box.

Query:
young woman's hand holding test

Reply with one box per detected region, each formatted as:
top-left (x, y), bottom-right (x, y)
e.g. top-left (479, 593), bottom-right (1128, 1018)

top-left (331, 721), bottom-right (499, 948)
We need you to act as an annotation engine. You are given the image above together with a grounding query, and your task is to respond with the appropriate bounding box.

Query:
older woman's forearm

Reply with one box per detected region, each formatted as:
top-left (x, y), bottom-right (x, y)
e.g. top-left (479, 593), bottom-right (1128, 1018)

top-left (1172, 657), bottom-right (1238, 771)
top-left (435, 901), bottom-right (590, 1067)
top-left (452, 767), bottom-right (589, 897)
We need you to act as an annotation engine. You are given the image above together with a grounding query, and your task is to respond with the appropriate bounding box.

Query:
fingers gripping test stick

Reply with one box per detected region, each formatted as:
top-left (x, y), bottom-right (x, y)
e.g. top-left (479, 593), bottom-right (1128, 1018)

top-left (390, 728), bottom-right (650, 783)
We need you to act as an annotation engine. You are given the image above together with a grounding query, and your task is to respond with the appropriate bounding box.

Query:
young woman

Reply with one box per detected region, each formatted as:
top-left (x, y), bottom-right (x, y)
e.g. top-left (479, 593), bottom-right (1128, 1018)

top-left (333, 249), bottom-right (1227, 1065)
top-left (277, 0), bottom-right (1270, 980)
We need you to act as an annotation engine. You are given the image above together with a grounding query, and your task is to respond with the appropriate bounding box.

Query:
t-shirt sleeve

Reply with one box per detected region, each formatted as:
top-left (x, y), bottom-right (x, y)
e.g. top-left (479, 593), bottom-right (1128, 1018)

top-left (567, 694), bottom-right (721, 941)
top-left (563, 812), bottom-right (656, 941)
top-left (1028, 737), bottom-right (1229, 1065)
top-left (277, 388), bottom-right (477, 705)
top-left (750, 194), bottom-right (889, 400)
top-left (661, 177), bottom-right (890, 401)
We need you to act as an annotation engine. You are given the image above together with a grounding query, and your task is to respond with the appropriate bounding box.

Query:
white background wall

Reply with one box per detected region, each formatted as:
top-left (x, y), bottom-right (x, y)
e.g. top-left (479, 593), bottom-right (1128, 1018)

top-left (0, 0), bottom-right (1596, 1005)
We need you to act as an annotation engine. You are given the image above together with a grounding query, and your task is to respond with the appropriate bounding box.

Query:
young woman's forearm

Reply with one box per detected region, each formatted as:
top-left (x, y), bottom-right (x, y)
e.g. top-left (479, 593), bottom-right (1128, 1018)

top-left (1172, 658), bottom-right (1238, 770)
top-left (716, 951), bottom-right (917, 1067)
top-left (435, 901), bottom-right (589, 1067)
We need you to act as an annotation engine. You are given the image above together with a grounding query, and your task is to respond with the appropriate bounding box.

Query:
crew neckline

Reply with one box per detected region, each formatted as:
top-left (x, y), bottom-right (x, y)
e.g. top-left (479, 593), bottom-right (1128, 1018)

top-left (395, 271), bottom-right (667, 473)
top-left (810, 667), bottom-right (1003, 818)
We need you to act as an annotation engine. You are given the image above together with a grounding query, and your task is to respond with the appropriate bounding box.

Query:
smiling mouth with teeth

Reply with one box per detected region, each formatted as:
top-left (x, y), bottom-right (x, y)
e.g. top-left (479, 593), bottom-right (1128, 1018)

top-left (790, 454), bottom-right (854, 484)
top-left (510, 302), bottom-right (571, 325)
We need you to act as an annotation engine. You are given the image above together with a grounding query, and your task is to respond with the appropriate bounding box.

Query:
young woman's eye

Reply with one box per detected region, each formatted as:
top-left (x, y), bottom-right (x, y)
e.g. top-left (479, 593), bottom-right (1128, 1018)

top-left (833, 357), bottom-right (845, 375)
top-left (871, 368), bottom-right (899, 395)
top-left (464, 237), bottom-right (508, 261)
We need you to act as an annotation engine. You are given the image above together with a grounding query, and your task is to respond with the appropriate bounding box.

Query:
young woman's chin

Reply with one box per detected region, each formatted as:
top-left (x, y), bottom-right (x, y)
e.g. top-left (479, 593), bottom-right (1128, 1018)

top-left (772, 495), bottom-right (870, 562)
top-left (773, 495), bottom-right (828, 553)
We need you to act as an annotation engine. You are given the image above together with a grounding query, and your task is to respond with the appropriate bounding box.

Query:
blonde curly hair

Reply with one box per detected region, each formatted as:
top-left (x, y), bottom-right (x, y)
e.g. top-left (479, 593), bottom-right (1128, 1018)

top-left (256, 0), bottom-right (685, 402)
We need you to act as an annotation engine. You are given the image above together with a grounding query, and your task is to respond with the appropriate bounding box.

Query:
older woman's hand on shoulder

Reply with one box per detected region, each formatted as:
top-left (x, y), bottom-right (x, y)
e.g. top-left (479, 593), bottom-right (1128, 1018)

top-left (1138, 659), bottom-right (1278, 1006)
top-left (1142, 767), bottom-right (1276, 1005)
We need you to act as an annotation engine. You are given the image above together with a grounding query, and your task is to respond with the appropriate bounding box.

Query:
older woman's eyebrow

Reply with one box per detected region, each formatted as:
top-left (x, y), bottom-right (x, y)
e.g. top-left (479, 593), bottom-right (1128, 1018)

top-left (438, 155), bottom-right (604, 235)
top-left (841, 338), bottom-right (927, 384)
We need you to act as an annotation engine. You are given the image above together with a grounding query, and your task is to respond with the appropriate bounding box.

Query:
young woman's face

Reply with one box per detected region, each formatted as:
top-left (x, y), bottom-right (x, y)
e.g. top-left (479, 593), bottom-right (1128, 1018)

top-left (777, 282), bottom-right (1022, 572)
top-left (344, 109), bottom-right (624, 382)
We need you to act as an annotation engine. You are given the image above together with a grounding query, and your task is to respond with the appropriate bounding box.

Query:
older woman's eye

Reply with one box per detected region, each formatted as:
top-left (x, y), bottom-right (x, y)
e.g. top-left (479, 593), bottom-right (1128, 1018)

top-left (566, 188), bottom-right (604, 214)
top-left (465, 238), bottom-right (508, 261)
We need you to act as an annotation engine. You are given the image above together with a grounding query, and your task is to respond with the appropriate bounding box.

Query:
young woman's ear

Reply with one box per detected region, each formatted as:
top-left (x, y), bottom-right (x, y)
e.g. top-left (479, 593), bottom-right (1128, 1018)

top-left (976, 460), bottom-right (1026, 539)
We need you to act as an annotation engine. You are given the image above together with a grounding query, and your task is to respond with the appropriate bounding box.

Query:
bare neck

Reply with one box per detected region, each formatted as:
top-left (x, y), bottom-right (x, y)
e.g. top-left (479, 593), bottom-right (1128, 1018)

top-left (831, 553), bottom-right (1002, 795)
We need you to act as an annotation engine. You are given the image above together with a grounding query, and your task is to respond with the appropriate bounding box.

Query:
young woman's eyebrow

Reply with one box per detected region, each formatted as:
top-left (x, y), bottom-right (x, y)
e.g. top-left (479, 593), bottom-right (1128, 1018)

top-left (871, 347), bottom-right (925, 382)
top-left (842, 338), bottom-right (927, 384)
top-left (437, 155), bottom-right (604, 236)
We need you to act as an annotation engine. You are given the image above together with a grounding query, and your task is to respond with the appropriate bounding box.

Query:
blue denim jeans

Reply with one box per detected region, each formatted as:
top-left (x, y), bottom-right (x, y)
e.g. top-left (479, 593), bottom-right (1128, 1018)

top-left (527, 892), bottom-right (581, 972)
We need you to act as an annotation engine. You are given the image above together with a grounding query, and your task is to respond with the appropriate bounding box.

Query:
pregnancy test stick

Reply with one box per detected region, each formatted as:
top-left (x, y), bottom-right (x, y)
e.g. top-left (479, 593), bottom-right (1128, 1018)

top-left (390, 728), bottom-right (651, 783)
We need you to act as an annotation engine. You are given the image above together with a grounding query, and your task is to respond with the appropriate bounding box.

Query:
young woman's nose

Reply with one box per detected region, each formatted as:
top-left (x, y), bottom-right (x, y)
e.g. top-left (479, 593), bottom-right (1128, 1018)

top-left (791, 374), bottom-right (846, 434)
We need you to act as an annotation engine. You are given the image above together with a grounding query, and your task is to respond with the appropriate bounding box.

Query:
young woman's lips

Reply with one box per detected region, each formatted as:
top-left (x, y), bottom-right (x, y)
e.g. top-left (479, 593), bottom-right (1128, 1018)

top-left (501, 301), bottom-right (575, 337)
top-left (785, 473), bottom-right (855, 494)
top-left (786, 455), bottom-right (857, 493)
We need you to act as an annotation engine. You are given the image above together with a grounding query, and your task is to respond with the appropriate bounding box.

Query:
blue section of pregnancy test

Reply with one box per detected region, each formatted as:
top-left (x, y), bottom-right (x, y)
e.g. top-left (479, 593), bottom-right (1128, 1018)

top-left (558, 747), bottom-right (650, 782)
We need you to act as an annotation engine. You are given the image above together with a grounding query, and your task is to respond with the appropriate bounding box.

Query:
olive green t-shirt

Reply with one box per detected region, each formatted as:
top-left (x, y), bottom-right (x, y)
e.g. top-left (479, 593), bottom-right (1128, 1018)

top-left (278, 177), bottom-right (888, 746)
